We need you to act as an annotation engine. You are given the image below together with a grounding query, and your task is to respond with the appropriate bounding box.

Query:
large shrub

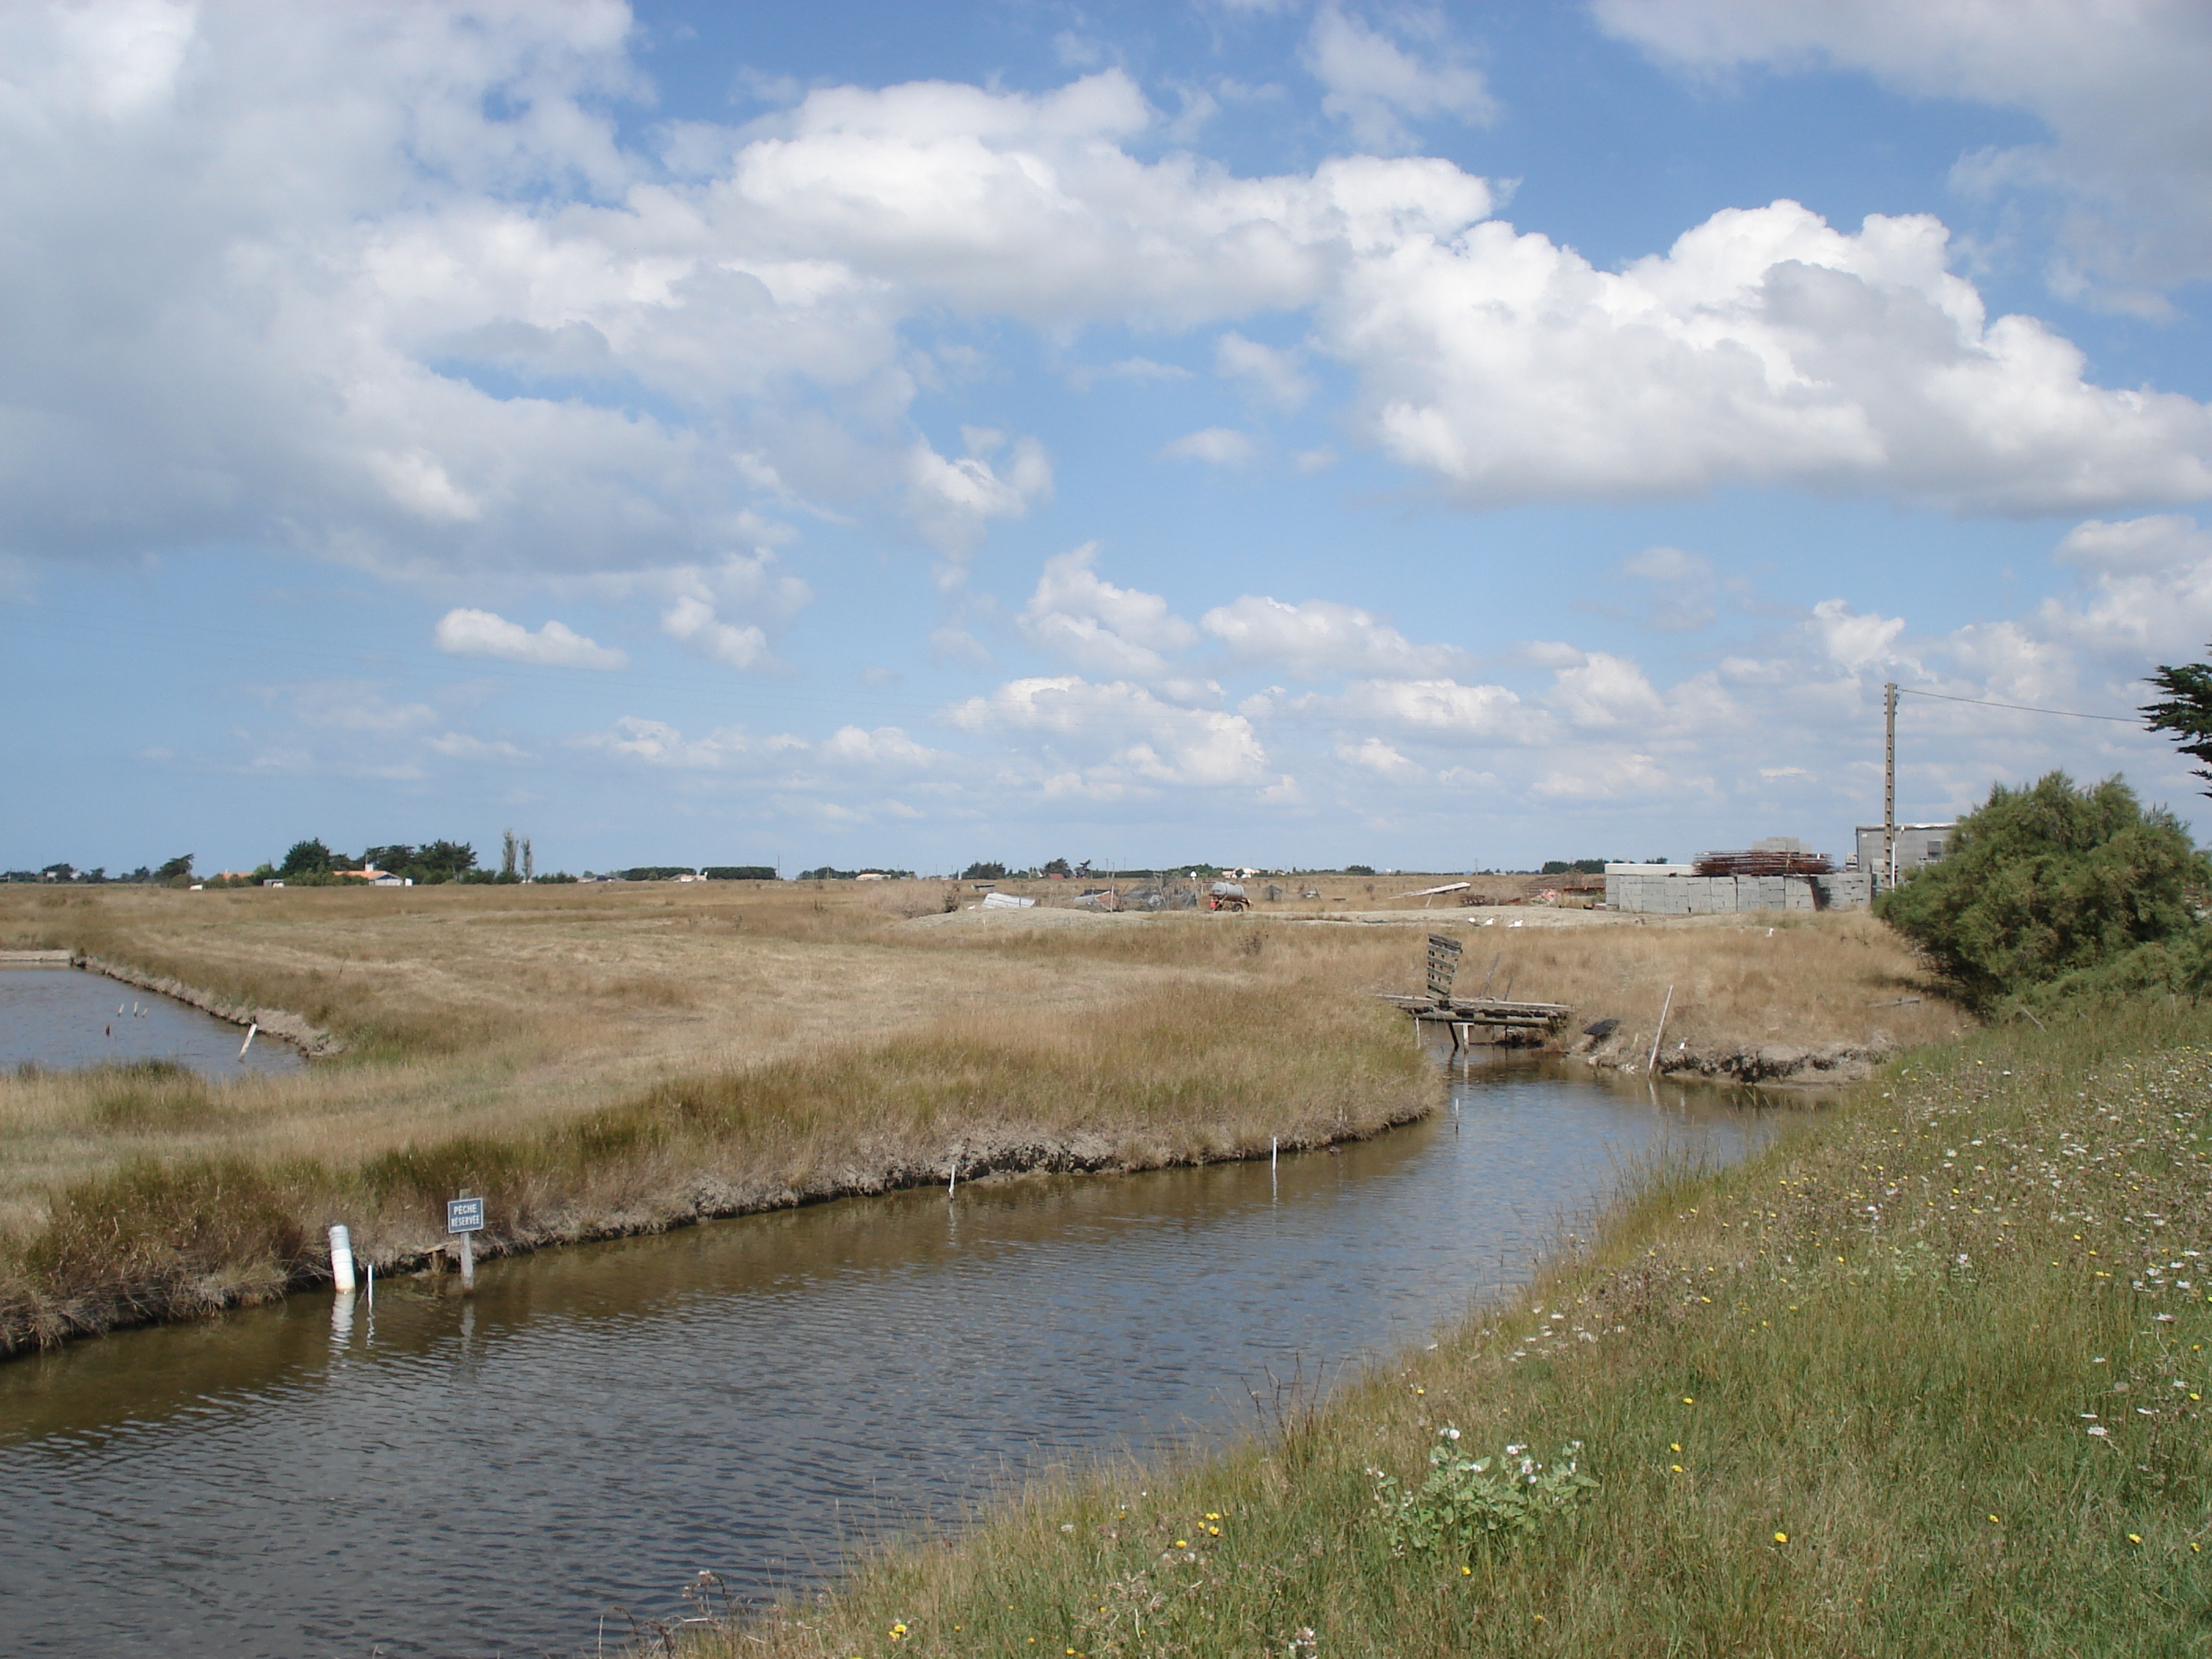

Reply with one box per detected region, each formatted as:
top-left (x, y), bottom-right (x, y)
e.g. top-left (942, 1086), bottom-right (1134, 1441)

top-left (1877, 771), bottom-right (2211, 1005)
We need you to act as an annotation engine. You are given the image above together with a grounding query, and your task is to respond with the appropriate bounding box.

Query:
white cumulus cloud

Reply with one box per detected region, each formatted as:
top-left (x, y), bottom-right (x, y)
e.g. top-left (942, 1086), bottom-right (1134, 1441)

top-left (1303, 5), bottom-right (1498, 151)
top-left (947, 676), bottom-right (1269, 791)
top-left (1215, 331), bottom-right (1315, 410)
top-left (1323, 199), bottom-right (2212, 511)
top-left (1020, 543), bottom-right (1199, 679)
top-left (661, 595), bottom-right (775, 671)
top-left (1163, 427), bottom-right (1258, 467)
top-left (1594, 0), bottom-right (2212, 301)
top-left (1201, 595), bottom-right (1465, 678)
top-left (434, 607), bottom-right (628, 669)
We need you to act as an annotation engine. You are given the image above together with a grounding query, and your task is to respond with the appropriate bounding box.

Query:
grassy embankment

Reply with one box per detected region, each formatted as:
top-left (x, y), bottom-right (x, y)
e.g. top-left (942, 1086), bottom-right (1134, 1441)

top-left (0, 881), bottom-right (1957, 1353)
top-left (703, 1002), bottom-right (2212, 1657)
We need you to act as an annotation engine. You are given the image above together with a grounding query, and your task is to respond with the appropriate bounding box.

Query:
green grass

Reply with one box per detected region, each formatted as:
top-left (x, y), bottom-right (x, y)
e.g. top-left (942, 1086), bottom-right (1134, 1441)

top-left (703, 1003), bottom-right (2212, 1657)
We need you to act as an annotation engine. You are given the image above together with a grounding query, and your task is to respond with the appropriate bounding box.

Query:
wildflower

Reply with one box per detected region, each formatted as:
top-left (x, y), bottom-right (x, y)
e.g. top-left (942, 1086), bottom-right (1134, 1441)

top-left (2088, 1426), bottom-right (2111, 1437)
top-left (1669, 1442), bottom-right (1681, 1452)
top-left (1988, 1515), bottom-right (2001, 1525)
top-left (1441, 1427), bottom-right (1461, 1441)
top-left (2129, 1533), bottom-right (2144, 1545)
top-left (1774, 1531), bottom-right (1789, 1544)
top-left (1672, 1465), bottom-right (1684, 1474)
top-left (1682, 1396), bottom-right (1695, 1404)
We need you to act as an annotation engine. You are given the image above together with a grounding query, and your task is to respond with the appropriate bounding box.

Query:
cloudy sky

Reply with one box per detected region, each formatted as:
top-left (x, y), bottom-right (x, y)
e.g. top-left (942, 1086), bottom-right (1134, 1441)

top-left (5, 0), bottom-right (2212, 876)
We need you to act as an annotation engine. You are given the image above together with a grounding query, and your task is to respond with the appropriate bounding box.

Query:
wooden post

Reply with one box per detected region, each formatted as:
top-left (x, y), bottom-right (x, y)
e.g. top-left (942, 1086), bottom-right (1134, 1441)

top-left (1646, 985), bottom-right (1675, 1073)
top-left (458, 1225), bottom-right (474, 1294)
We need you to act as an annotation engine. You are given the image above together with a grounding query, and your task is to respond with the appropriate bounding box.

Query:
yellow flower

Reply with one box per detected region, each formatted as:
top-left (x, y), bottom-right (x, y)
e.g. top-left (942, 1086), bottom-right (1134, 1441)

top-left (1683, 1396), bottom-right (1695, 1404)
top-left (1175, 1540), bottom-right (1188, 1548)
top-left (2129, 1533), bottom-right (2144, 1545)
top-left (1672, 1464), bottom-right (1684, 1474)
top-left (1462, 1565), bottom-right (1472, 1576)
top-left (1774, 1531), bottom-right (1789, 1544)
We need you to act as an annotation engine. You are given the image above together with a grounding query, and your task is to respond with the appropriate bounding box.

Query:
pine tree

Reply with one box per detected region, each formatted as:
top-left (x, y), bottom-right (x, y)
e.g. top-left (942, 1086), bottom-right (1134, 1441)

top-left (2144, 650), bottom-right (2212, 796)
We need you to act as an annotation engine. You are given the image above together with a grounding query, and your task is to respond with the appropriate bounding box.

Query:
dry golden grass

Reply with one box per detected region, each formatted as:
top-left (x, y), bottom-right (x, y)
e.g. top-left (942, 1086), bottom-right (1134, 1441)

top-left (0, 878), bottom-right (1965, 1350)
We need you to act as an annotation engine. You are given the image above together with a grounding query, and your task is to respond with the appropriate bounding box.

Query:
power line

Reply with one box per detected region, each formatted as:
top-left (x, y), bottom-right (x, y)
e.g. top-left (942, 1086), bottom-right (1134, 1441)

top-left (1895, 687), bottom-right (2141, 725)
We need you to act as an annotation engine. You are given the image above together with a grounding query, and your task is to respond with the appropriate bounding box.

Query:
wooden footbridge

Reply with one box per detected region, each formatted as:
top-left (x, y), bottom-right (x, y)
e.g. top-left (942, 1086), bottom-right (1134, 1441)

top-left (1375, 933), bottom-right (1572, 1050)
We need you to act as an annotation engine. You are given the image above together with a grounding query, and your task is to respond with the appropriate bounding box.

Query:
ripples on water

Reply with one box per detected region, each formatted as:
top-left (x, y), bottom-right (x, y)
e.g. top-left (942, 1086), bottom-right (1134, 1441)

top-left (0, 968), bottom-right (303, 1079)
top-left (0, 1060), bottom-right (1785, 1657)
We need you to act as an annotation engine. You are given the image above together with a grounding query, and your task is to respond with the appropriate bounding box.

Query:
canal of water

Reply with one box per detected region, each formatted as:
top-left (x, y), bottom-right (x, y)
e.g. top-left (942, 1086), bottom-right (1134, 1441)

top-left (0, 966), bottom-right (304, 1079)
top-left (0, 1060), bottom-right (1791, 1657)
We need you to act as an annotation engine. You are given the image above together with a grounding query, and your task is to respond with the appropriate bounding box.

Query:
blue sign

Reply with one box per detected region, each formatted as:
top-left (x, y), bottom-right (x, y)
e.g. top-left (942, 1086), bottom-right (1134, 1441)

top-left (446, 1197), bottom-right (485, 1234)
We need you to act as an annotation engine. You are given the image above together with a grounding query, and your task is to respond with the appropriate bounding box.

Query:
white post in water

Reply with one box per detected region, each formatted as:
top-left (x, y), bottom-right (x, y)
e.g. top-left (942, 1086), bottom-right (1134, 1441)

top-left (238, 1022), bottom-right (258, 1060)
top-left (328, 1224), bottom-right (356, 1295)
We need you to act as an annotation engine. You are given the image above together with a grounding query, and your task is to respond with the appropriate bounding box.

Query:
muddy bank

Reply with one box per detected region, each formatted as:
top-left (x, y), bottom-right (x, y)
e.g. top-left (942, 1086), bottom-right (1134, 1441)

top-left (1567, 1024), bottom-right (1893, 1085)
top-left (2, 1101), bottom-right (1435, 1357)
top-left (71, 953), bottom-right (342, 1058)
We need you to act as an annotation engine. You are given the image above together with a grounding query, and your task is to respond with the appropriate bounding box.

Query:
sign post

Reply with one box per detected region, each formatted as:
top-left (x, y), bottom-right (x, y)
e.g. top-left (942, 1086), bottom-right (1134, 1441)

top-left (446, 1195), bottom-right (485, 1293)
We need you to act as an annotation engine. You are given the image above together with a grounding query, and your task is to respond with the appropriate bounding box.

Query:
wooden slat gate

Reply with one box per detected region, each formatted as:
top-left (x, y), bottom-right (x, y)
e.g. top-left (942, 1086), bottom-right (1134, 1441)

top-left (1426, 932), bottom-right (1462, 1002)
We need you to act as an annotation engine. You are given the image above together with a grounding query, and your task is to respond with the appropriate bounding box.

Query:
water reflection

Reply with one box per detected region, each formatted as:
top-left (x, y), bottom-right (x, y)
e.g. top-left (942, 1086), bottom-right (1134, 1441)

top-left (0, 1061), bottom-right (1787, 1657)
top-left (0, 968), bottom-right (303, 1078)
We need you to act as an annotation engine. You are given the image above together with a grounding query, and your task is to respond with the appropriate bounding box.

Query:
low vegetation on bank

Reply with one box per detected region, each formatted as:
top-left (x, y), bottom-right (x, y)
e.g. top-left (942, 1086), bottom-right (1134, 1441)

top-left (687, 775), bottom-right (2212, 1655)
top-left (702, 1002), bottom-right (2212, 1658)
top-left (0, 879), bottom-right (1955, 1353)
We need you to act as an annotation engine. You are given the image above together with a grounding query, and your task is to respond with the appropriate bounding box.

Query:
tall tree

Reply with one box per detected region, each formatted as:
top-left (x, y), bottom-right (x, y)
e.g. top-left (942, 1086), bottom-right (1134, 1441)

top-left (1878, 771), bottom-right (2209, 1005)
top-left (278, 838), bottom-right (335, 877)
top-left (2144, 648), bottom-right (2212, 795)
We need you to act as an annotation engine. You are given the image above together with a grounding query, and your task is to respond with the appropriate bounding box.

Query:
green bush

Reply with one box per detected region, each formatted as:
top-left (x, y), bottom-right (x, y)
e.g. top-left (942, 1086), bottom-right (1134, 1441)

top-left (1877, 771), bottom-right (2211, 1006)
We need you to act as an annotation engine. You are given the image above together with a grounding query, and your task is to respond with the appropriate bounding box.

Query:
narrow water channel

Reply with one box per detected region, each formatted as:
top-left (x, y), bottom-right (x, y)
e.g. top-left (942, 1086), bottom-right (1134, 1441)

top-left (0, 967), bottom-right (303, 1079)
top-left (0, 1062), bottom-right (1790, 1657)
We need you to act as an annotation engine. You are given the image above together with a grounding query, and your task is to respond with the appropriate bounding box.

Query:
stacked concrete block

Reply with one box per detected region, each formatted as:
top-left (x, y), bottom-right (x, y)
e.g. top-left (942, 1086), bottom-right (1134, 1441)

top-left (1812, 872), bottom-right (1872, 908)
top-left (1602, 864), bottom-right (1872, 914)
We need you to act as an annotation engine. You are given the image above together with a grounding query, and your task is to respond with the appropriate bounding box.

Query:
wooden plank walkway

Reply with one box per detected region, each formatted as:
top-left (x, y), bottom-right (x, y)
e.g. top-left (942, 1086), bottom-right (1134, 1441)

top-left (1375, 992), bottom-right (1572, 1030)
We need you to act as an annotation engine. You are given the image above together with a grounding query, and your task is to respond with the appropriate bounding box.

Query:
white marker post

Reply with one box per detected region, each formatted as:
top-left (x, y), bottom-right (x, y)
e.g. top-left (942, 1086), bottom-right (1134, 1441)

top-left (328, 1224), bottom-right (356, 1295)
top-left (447, 1195), bottom-right (485, 1294)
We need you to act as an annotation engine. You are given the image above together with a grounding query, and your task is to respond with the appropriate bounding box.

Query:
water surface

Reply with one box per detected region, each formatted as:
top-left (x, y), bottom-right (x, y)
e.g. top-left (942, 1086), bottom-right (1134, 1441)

top-left (0, 1061), bottom-right (1785, 1657)
top-left (0, 966), bottom-right (303, 1078)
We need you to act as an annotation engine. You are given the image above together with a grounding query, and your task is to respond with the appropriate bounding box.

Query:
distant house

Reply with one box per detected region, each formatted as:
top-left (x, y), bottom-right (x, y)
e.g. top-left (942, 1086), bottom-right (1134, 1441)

top-left (336, 866), bottom-right (413, 887)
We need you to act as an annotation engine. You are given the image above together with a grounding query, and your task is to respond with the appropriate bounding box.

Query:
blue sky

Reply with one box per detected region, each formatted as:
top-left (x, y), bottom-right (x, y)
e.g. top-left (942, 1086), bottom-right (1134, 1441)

top-left (5, 0), bottom-right (2212, 877)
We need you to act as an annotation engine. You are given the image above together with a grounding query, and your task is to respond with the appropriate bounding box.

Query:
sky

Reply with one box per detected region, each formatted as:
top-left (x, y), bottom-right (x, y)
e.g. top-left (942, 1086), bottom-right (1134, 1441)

top-left (5, 0), bottom-right (2212, 877)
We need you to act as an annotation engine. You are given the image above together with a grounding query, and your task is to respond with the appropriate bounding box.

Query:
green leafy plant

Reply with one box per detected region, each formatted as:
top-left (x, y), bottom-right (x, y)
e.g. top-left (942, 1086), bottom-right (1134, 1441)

top-left (1370, 1430), bottom-right (1597, 1558)
top-left (1877, 771), bottom-right (2211, 1006)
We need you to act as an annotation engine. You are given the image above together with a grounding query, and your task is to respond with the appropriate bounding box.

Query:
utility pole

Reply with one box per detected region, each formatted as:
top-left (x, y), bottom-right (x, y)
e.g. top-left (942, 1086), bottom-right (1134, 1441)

top-left (1883, 681), bottom-right (1898, 892)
